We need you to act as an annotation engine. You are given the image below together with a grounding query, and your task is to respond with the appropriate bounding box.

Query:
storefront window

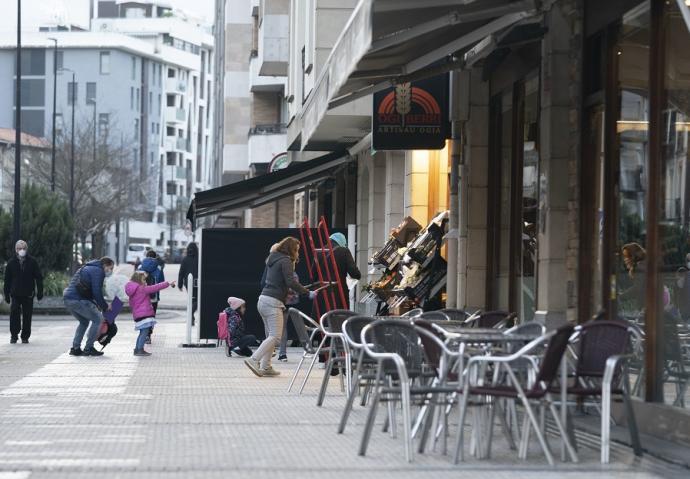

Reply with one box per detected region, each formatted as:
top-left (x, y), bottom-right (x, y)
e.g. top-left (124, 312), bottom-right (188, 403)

top-left (519, 76), bottom-right (539, 322)
top-left (615, 4), bottom-right (650, 326)
top-left (659, 2), bottom-right (690, 409)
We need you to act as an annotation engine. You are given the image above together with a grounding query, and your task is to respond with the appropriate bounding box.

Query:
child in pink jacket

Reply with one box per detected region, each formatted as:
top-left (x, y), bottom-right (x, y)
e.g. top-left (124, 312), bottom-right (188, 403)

top-left (125, 271), bottom-right (175, 356)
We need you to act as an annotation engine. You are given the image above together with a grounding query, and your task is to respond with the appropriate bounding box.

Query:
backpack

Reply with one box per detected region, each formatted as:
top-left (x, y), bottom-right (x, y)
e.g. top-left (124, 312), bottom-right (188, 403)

top-left (97, 321), bottom-right (118, 349)
top-left (75, 267), bottom-right (93, 300)
top-left (217, 311), bottom-right (229, 341)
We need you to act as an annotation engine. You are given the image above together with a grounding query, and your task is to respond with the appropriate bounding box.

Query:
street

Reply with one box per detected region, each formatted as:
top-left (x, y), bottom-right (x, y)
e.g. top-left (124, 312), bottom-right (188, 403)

top-left (0, 310), bottom-right (686, 479)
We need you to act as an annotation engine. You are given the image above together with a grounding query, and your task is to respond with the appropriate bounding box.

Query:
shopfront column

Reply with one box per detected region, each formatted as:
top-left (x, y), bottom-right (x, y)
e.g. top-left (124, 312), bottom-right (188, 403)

top-left (462, 69), bottom-right (490, 309)
top-left (384, 151), bottom-right (405, 233)
top-left (535, 0), bottom-right (582, 328)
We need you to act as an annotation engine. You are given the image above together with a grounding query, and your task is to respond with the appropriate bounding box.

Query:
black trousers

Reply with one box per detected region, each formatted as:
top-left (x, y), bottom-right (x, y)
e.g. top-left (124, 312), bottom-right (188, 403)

top-left (232, 334), bottom-right (258, 356)
top-left (10, 296), bottom-right (33, 340)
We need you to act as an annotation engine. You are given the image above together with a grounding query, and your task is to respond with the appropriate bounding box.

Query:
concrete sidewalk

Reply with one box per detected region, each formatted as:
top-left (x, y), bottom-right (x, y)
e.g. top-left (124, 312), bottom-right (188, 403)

top-left (0, 312), bottom-right (686, 478)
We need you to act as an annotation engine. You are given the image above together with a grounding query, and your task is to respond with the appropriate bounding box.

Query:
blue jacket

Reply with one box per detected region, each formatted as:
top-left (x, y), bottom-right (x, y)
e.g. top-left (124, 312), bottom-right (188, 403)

top-left (140, 257), bottom-right (165, 302)
top-left (63, 260), bottom-right (108, 310)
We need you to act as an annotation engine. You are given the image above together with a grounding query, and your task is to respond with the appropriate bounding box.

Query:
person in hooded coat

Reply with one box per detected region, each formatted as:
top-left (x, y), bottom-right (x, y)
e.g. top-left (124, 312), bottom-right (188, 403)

top-left (178, 242), bottom-right (199, 321)
top-left (244, 237), bottom-right (315, 377)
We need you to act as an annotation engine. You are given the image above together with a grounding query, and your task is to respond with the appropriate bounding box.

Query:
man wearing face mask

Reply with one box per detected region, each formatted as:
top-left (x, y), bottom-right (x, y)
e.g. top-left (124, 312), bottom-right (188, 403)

top-left (3, 240), bottom-right (43, 344)
top-left (63, 256), bottom-right (114, 356)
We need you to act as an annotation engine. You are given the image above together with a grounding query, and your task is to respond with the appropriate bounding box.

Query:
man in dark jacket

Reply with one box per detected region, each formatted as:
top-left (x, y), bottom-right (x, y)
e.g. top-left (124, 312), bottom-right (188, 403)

top-left (178, 242), bottom-right (199, 321)
top-left (328, 233), bottom-right (361, 308)
top-left (63, 257), bottom-right (114, 356)
top-left (4, 240), bottom-right (43, 343)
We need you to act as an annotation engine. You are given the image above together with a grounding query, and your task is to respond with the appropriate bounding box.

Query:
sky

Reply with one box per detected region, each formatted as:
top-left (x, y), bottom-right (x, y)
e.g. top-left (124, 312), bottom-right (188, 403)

top-left (0, 0), bottom-right (215, 33)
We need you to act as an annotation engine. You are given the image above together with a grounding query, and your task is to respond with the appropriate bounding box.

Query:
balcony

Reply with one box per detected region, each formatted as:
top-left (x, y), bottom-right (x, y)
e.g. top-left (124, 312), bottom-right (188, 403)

top-left (250, 55), bottom-right (286, 92)
top-left (165, 106), bottom-right (186, 124)
top-left (248, 126), bottom-right (287, 165)
top-left (249, 123), bottom-right (287, 135)
top-left (165, 77), bottom-right (187, 93)
top-left (164, 137), bottom-right (191, 153)
top-left (258, 0), bottom-right (289, 76)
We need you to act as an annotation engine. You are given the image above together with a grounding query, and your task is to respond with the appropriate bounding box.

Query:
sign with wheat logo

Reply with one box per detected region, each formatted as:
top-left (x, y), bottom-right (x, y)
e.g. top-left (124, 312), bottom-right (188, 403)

top-left (372, 74), bottom-right (449, 150)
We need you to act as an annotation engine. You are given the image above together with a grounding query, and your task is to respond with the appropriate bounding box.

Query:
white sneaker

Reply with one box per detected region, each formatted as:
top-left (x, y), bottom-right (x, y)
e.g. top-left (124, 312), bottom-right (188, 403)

top-left (260, 366), bottom-right (281, 377)
top-left (244, 358), bottom-right (263, 377)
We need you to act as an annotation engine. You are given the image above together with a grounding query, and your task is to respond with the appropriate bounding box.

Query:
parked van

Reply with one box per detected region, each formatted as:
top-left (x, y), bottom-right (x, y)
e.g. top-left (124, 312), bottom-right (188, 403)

top-left (126, 243), bottom-right (152, 265)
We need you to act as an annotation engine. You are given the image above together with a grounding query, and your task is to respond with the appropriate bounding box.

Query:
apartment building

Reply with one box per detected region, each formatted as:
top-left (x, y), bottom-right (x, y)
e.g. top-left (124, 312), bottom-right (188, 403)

top-left (0, 0), bottom-right (216, 260)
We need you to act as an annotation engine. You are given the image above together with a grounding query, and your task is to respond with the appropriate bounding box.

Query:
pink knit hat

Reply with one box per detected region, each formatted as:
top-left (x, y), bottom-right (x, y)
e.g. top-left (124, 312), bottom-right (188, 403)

top-left (227, 297), bottom-right (246, 310)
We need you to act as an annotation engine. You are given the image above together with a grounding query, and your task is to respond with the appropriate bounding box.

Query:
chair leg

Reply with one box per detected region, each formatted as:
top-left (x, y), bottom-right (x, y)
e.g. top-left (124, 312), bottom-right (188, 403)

top-left (387, 377), bottom-right (397, 438)
top-left (547, 399), bottom-right (578, 463)
top-left (317, 357), bottom-right (334, 407)
top-left (622, 371), bottom-right (642, 457)
top-left (453, 390), bottom-right (470, 464)
top-left (601, 383), bottom-right (611, 463)
top-left (518, 395), bottom-right (554, 466)
top-left (401, 380), bottom-right (414, 462)
top-left (298, 336), bottom-right (326, 394)
top-left (287, 352), bottom-right (307, 392)
top-left (338, 353), bottom-right (364, 434)
top-left (359, 368), bottom-right (383, 457)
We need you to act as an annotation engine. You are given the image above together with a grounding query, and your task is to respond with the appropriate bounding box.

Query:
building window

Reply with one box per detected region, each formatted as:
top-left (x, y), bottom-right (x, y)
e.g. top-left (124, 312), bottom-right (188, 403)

top-left (98, 113), bottom-right (109, 137)
top-left (158, 94), bottom-right (162, 113)
top-left (166, 152), bottom-right (175, 165)
top-left (166, 181), bottom-right (175, 195)
top-left (136, 88), bottom-right (140, 111)
top-left (56, 50), bottom-right (63, 70)
top-left (130, 87), bottom-right (134, 109)
top-left (166, 126), bottom-right (175, 136)
top-left (166, 94), bottom-right (175, 107)
top-left (131, 57), bottom-right (136, 80)
top-left (14, 79), bottom-right (45, 107)
top-left (99, 51), bottom-right (110, 74)
top-left (86, 82), bottom-right (96, 104)
top-left (67, 81), bottom-right (77, 105)
top-left (149, 91), bottom-right (152, 111)
top-left (168, 68), bottom-right (176, 78)
top-left (17, 49), bottom-right (46, 75)
top-left (134, 119), bottom-right (139, 141)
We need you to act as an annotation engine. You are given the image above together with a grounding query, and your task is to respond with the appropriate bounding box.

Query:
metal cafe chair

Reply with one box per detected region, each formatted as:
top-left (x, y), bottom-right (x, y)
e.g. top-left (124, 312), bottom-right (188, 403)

top-left (557, 320), bottom-right (643, 463)
top-left (286, 308), bottom-right (324, 394)
top-left (464, 310), bottom-right (517, 329)
top-left (402, 308), bottom-right (424, 318)
top-left (419, 310), bottom-right (451, 321)
top-left (316, 309), bottom-right (358, 406)
top-left (358, 319), bottom-right (442, 462)
top-left (338, 316), bottom-right (378, 434)
top-left (453, 324), bottom-right (578, 466)
top-left (440, 308), bottom-right (474, 321)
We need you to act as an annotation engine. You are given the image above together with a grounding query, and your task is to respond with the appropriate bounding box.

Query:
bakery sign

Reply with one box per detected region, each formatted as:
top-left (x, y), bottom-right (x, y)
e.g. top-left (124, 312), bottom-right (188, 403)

top-left (372, 74), bottom-right (450, 150)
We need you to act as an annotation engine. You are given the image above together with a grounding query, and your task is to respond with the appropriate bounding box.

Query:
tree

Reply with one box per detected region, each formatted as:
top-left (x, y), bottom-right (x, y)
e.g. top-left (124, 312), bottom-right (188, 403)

top-left (25, 115), bottom-right (136, 260)
top-left (0, 185), bottom-right (73, 272)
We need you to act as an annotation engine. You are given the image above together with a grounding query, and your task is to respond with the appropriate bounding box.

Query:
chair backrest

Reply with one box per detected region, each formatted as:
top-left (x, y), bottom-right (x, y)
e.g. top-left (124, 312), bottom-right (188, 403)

top-left (475, 310), bottom-right (515, 329)
top-left (575, 320), bottom-right (631, 378)
top-left (440, 308), bottom-right (471, 321)
top-left (534, 324), bottom-right (576, 389)
top-left (402, 308), bottom-right (423, 318)
top-left (342, 316), bottom-right (376, 348)
top-left (413, 319), bottom-right (444, 373)
top-left (419, 311), bottom-right (450, 321)
top-left (288, 308), bottom-right (320, 354)
top-left (364, 319), bottom-right (425, 374)
top-left (321, 309), bottom-right (358, 334)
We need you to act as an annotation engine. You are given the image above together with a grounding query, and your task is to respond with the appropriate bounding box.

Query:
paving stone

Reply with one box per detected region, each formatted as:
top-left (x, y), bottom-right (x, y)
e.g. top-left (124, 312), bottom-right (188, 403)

top-left (0, 314), bottom-right (686, 479)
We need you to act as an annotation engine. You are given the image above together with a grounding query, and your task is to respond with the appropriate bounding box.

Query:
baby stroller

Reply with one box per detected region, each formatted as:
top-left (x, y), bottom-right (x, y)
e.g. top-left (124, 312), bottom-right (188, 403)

top-left (217, 311), bottom-right (232, 357)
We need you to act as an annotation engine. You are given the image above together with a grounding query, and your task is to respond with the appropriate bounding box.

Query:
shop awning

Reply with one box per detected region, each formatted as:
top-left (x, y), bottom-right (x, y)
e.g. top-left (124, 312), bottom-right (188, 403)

top-left (187, 151), bottom-right (349, 225)
top-left (294, 0), bottom-right (540, 150)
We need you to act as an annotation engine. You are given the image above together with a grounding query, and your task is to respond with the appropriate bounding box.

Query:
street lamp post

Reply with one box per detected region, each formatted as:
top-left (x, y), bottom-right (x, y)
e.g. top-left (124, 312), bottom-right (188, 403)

top-left (59, 67), bottom-right (77, 271)
top-left (170, 164), bottom-right (174, 260)
top-left (13, 0), bottom-right (22, 244)
top-left (48, 37), bottom-right (57, 192)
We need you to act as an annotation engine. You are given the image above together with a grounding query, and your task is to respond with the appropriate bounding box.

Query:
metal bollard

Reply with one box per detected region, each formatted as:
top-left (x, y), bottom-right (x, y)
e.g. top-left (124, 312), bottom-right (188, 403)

top-left (185, 273), bottom-right (193, 345)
